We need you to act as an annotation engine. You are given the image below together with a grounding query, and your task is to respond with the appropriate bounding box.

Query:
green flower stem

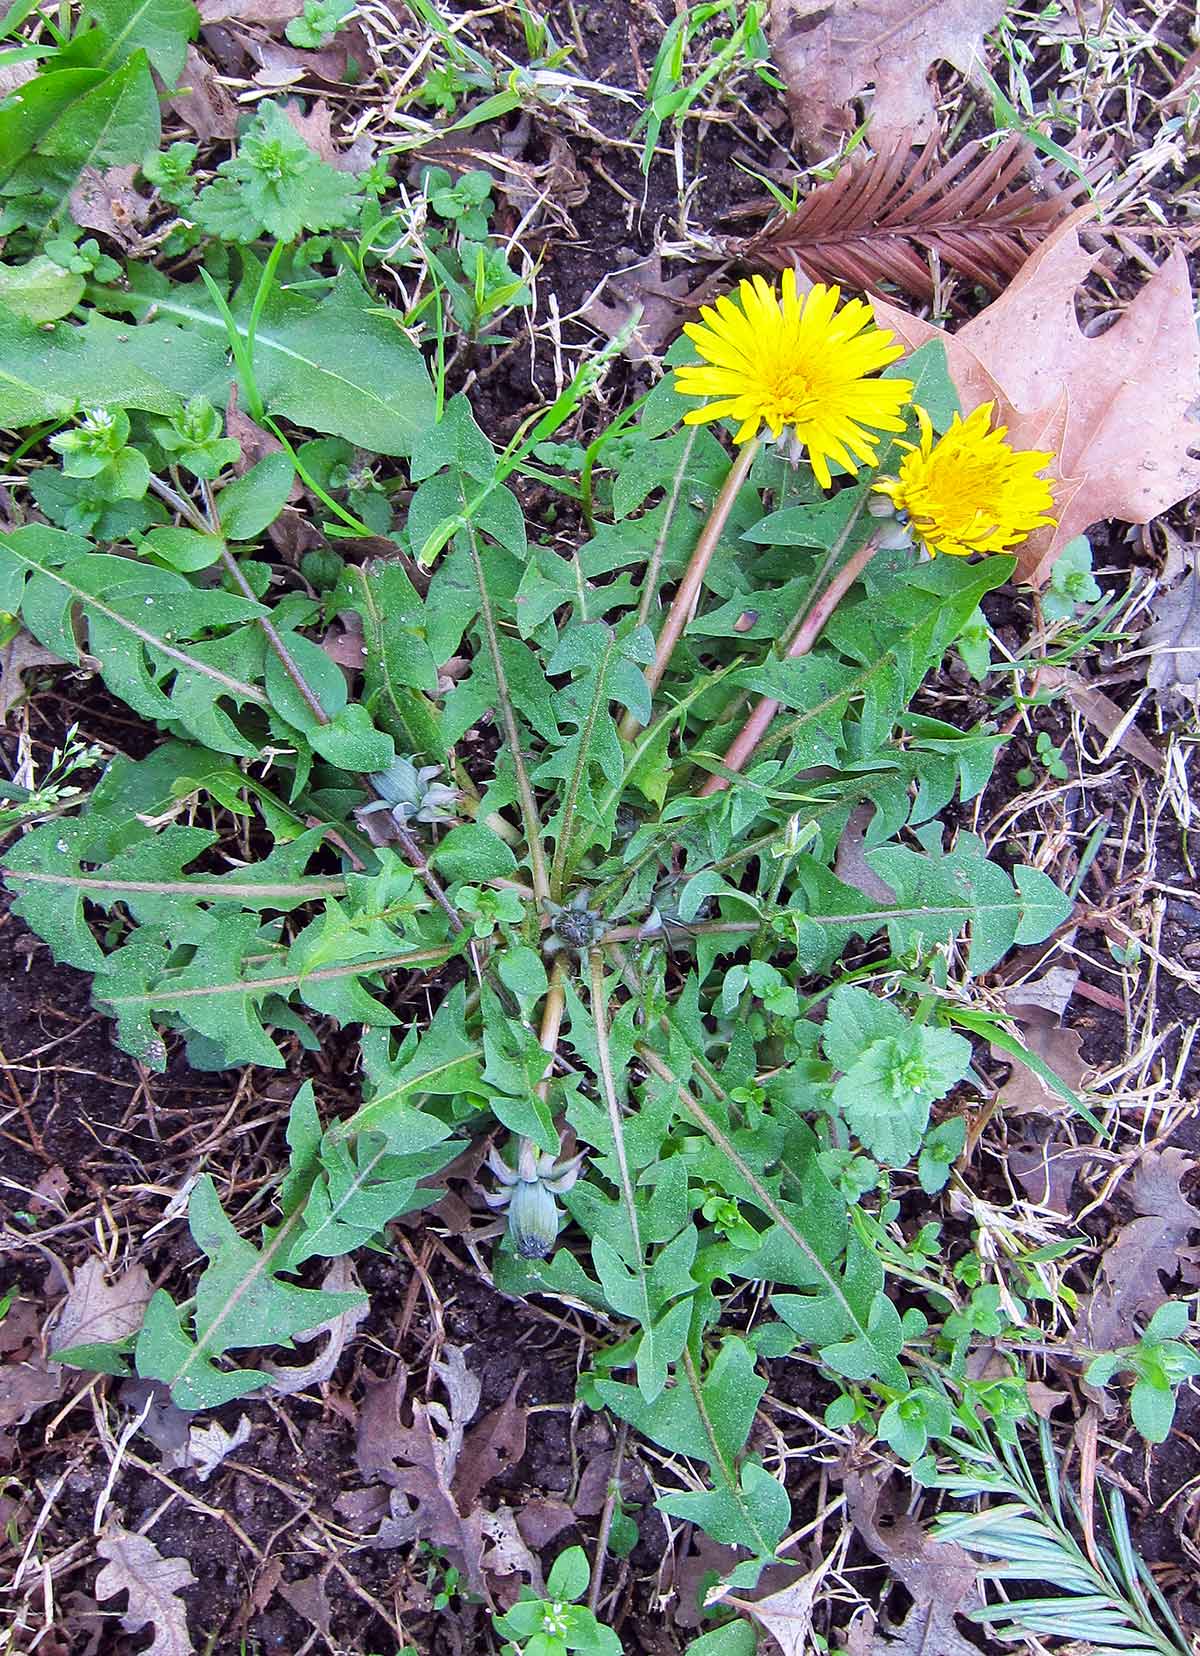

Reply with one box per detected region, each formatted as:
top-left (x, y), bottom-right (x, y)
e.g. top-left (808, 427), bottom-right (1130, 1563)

top-left (590, 949), bottom-right (644, 1269)
top-left (551, 628), bottom-right (617, 901)
top-left (619, 434), bottom-right (761, 742)
top-left (697, 528), bottom-right (883, 797)
top-left (463, 521), bottom-right (552, 907)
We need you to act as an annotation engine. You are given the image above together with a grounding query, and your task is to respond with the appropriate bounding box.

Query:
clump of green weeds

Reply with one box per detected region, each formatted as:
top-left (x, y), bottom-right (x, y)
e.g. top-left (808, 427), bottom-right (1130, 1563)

top-left (0, 6), bottom-right (1193, 1649)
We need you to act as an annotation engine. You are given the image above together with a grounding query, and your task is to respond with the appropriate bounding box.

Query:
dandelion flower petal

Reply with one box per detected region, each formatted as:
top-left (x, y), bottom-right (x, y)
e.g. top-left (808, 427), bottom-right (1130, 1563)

top-left (874, 400), bottom-right (1056, 558)
top-left (672, 275), bottom-right (913, 487)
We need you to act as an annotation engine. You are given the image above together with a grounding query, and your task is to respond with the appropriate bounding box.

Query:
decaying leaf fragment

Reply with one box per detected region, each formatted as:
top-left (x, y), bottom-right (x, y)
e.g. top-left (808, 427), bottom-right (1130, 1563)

top-left (1080, 1148), bottom-right (1200, 1349)
top-left (872, 224), bottom-right (1200, 585)
top-left (1143, 561), bottom-right (1200, 694)
top-left (771, 0), bottom-right (1007, 156)
top-left (845, 1470), bottom-right (983, 1656)
top-left (95, 1526), bottom-right (196, 1656)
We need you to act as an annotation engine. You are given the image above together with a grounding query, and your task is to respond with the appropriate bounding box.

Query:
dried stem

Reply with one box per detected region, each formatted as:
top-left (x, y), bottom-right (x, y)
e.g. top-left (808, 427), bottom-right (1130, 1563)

top-left (619, 435), bottom-right (760, 741)
top-left (698, 530), bottom-right (883, 797)
top-left (587, 1420), bottom-right (629, 1614)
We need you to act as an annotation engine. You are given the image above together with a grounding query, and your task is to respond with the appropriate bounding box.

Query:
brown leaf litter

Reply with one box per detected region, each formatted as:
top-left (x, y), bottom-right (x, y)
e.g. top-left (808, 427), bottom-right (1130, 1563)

top-left (346, 1345), bottom-right (533, 1603)
top-left (1079, 1148), bottom-right (1200, 1350)
top-left (844, 1468), bottom-right (984, 1656)
top-left (771, 0), bottom-right (1008, 157)
top-left (95, 1526), bottom-right (197, 1656)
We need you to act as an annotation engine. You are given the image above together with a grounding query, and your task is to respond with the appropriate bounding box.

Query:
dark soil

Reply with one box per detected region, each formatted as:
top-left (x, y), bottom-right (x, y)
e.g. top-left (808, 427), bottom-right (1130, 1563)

top-left (3, 2), bottom-right (1200, 1653)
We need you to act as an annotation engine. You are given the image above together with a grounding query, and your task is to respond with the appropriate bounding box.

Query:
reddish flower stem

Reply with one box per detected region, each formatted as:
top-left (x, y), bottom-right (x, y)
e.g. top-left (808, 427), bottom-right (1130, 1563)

top-left (698, 530), bottom-right (883, 797)
top-left (619, 435), bottom-right (760, 741)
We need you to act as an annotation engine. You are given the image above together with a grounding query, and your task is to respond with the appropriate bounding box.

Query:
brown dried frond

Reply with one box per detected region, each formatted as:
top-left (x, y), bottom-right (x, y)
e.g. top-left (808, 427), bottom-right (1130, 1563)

top-left (732, 135), bottom-right (1094, 304)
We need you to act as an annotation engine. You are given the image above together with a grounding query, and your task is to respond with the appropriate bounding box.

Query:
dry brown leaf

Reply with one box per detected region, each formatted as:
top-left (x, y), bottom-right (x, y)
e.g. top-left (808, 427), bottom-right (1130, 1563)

top-left (1143, 562), bottom-right (1200, 693)
top-left (1007, 1139), bottom-right (1093, 1214)
top-left (95, 1526), bottom-right (196, 1656)
top-left (278, 1570), bottom-right (332, 1635)
top-left (1081, 1148), bottom-right (1200, 1349)
top-left (739, 136), bottom-right (1090, 304)
top-left (992, 1006), bottom-right (1088, 1117)
top-left (30, 1163), bottom-right (72, 1212)
top-left (515, 1498), bottom-right (576, 1549)
top-left (279, 99), bottom-right (374, 172)
top-left (728, 1548), bottom-right (839, 1656)
top-left (845, 1471), bottom-right (983, 1656)
top-left (1037, 666), bottom-right (1164, 774)
top-left (0, 629), bottom-right (64, 721)
top-left (0, 1357), bottom-right (63, 1427)
top-left (451, 1374), bottom-right (528, 1514)
top-left (1026, 1378), bottom-right (1071, 1418)
top-left (248, 37), bottom-right (347, 87)
top-left (1002, 965), bottom-right (1079, 1021)
top-left (186, 1416), bottom-right (252, 1482)
top-left (582, 253), bottom-right (700, 363)
top-left (0, 1297), bottom-right (62, 1425)
top-left (49, 1258), bottom-right (152, 1360)
top-left (69, 166), bottom-right (148, 251)
top-left (197, 0), bottom-right (302, 23)
top-left (771, 0), bottom-right (1007, 156)
top-left (353, 1348), bottom-right (490, 1596)
top-left (872, 224), bottom-right (1200, 585)
top-left (163, 47), bottom-right (239, 142)
top-left (834, 801), bottom-right (899, 903)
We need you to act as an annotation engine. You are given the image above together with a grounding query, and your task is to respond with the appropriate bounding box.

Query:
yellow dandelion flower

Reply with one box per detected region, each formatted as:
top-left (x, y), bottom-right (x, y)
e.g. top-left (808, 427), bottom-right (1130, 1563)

top-left (874, 402), bottom-right (1056, 558)
top-left (673, 269), bottom-right (913, 491)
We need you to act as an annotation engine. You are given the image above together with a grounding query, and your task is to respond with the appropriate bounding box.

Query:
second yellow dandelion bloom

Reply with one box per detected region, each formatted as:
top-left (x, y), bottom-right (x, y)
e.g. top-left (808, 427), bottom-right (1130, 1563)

top-left (874, 402), bottom-right (1056, 558)
top-left (674, 270), bottom-right (913, 491)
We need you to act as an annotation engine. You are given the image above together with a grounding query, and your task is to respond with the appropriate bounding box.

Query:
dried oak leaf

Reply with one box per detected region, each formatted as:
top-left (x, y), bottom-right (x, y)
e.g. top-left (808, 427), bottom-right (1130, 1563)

top-left (1008, 1140), bottom-right (1093, 1215)
top-left (1036, 665), bottom-right (1165, 775)
top-left (872, 221), bottom-right (1200, 586)
top-left (992, 1007), bottom-right (1088, 1118)
top-left (845, 1470), bottom-right (982, 1656)
top-left (95, 1526), bottom-right (196, 1656)
top-left (1080, 1147), bottom-right (1200, 1349)
top-left (69, 165), bottom-right (148, 251)
top-left (49, 1258), bottom-right (152, 1360)
top-left (278, 1570), bottom-right (332, 1636)
top-left (728, 1549), bottom-right (839, 1656)
top-left (582, 253), bottom-right (701, 363)
top-left (185, 1415), bottom-right (252, 1482)
top-left (0, 1297), bottom-right (63, 1426)
top-left (0, 629), bottom-right (64, 721)
top-left (352, 1347), bottom-right (528, 1602)
top-left (739, 136), bottom-right (1089, 305)
top-left (771, 0), bottom-right (1007, 156)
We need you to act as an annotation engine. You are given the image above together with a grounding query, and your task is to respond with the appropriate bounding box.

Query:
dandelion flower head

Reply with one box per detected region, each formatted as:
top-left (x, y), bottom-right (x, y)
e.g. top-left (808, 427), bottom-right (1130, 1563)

top-left (874, 402), bottom-right (1056, 558)
top-left (673, 270), bottom-right (913, 491)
